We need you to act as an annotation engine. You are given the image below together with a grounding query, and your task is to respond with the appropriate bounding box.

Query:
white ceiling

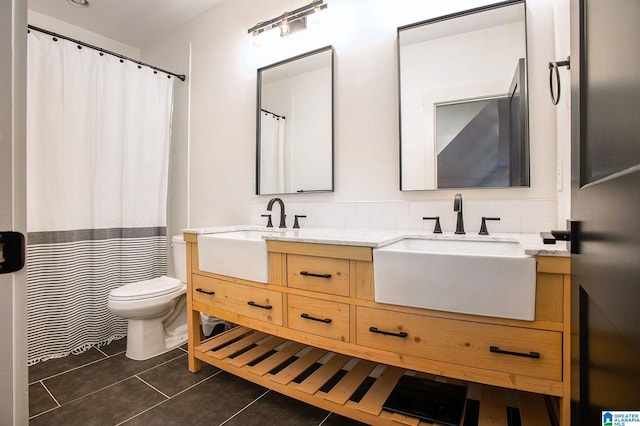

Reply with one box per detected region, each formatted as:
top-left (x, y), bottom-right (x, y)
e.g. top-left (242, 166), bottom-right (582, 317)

top-left (28, 0), bottom-right (225, 49)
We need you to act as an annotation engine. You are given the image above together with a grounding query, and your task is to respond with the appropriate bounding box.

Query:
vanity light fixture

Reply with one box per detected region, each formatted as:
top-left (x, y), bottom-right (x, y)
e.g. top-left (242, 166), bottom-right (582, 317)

top-left (248, 0), bottom-right (327, 42)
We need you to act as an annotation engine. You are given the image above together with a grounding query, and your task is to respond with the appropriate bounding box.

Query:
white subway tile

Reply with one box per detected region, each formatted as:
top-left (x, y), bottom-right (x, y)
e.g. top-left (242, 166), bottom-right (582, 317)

top-left (381, 202), bottom-right (409, 216)
top-left (395, 215), bottom-right (424, 231)
top-left (489, 216), bottom-right (521, 233)
top-left (321, 215), bottom-right (345, 229)
top-left (357, 202), bottom-right (382, 216)
top-left (436, 200), bottom-right (453, 216)
top-left (347, 215), bottom-right (370, 229)
top-left (310, 202), bottom-right (334, 216)
top-left (247, 198), bottom-right (558, 235)
top-left (438, 215), bottom-right (456, 233)
top-left (304, 215), bottom-right (323, 228)
top-left (288, 203), bottom-right (309, 215)
top-left (408, 201), bottom-right (439, 218)
top-left (503, 200), bottom-right (536, 216)
top-left (520, 216), bottom-right (556, 234)
top-left (369, 215), bottom-right (396, 230)
top-left (333, 202), bottom-right (357, 216)
top-left (537, 200), bottom-right (556, 216)
top-left (465, 200), bottom-right (503, 218)
top-left (465, 216), bottom-right (483, 235)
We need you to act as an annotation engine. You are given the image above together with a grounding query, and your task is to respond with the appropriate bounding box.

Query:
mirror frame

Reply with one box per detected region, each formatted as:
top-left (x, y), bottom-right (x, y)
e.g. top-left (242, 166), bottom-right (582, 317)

top-left (256, 45), bottom-right (334, 195)
top-left (397, 0), bottom-right (529, 191)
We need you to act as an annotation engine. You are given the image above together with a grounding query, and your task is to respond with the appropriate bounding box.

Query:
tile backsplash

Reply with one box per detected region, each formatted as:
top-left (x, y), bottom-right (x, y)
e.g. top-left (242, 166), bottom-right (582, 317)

top-left (249, 199), bottom-right (557, 235)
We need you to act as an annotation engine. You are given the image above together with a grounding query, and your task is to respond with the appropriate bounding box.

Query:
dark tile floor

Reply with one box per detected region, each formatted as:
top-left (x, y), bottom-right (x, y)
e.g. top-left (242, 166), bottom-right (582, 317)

top-left (28, 338), bottom-right (367, 425)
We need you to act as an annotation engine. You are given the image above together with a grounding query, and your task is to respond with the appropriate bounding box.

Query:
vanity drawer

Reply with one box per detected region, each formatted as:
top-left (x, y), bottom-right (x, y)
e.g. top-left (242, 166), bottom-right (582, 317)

top-left (192, 275), bottom-right (283, 326)
top-left (356, 307), bottom-right (562, 381)
top-left (287, 255), bottom-right (350, 296)
top-left (287, 294), bottom-right (350, 342)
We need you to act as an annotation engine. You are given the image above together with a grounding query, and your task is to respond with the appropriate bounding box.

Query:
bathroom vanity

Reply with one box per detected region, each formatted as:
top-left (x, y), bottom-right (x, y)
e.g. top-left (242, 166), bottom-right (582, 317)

top-left (183, 228), bottom-right (569, 425)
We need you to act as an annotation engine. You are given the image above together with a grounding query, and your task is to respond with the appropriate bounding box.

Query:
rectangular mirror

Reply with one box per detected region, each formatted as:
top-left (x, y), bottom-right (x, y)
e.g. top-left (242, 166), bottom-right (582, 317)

top-left (256, 46), bottom-right (334, 195)
top-left (398, 1), bottom-right (529, 191)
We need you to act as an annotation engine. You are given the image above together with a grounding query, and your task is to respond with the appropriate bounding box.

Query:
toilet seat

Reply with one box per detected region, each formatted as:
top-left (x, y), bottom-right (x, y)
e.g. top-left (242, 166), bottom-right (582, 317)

top-left (109, 276), bottom-right (182, 301)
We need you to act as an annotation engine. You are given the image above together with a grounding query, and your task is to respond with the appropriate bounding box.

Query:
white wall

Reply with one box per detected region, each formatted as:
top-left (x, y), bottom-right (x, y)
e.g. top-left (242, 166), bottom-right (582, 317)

top-left (1, 0), bottom-right (28, 423)
top-left (28, 10), bottom-right (140, 59)
top-left (551, 0), bottom-right (572, 228)
top-left (142, 0), bottom-right (571, 234)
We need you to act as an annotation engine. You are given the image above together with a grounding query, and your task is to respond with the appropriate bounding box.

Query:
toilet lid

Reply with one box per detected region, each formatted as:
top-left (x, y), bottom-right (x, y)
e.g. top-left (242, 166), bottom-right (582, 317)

top-left (110, 276), bottom-right (183, 300)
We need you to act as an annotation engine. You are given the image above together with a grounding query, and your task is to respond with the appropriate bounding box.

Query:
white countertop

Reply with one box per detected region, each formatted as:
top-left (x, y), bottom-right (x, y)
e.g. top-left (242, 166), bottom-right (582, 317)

top-left (183, 225), bottom-right (569, 256)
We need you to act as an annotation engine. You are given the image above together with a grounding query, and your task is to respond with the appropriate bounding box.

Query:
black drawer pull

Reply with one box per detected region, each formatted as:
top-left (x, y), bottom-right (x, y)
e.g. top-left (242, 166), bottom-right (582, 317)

top-left (300, 271), bottom-right (332, 279)
top-left (195, 288), bottom-right (215, 295)
top-left (369, 327), bottom-right (408, 338)
top-left (300, 313), bottom-right (332, 324)
top-left (490, 346), bottom-right (540, 359)
top-left (247, 301), bottom-right (272, 310)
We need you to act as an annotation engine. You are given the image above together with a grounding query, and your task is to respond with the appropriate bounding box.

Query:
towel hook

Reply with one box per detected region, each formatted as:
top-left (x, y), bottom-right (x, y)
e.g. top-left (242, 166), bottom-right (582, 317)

top-left (549, 56), bottom-right (570, 105)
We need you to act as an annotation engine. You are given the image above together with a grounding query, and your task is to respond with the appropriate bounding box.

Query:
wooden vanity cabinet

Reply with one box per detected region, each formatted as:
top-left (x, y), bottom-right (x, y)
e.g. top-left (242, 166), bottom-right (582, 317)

top-left (287, 254), bottom-right (350, 296)
top-left (192, 275), bottom-right (283, 326)
top-left (185, 234), bottom-right (570, 425)
top-left (356, 306), bottom-right (563, 381)
top-left (287, 294), bottom-right (350, 342)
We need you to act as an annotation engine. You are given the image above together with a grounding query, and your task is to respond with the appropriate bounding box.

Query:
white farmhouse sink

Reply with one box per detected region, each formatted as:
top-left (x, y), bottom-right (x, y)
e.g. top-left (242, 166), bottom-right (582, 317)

top-left (198, 231), bottom-right (271, 283)
top-left (373, 238), bottom-right (537, 321)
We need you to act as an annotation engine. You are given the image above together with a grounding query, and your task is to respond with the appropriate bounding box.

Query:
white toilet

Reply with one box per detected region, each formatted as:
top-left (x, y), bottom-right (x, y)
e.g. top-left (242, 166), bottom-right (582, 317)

top-left (108, 235), bottom-right (189, 360)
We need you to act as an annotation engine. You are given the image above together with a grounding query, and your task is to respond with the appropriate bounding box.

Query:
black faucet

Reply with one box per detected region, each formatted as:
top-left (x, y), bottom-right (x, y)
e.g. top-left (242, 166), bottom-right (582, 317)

top-left (293, 215), bottom-right (306, 229)
top-left (267, 198), bottom-right (286, 228)
top-left (479, 217), bottom-right (500, 235)
top-left (422, 216), bottom-right (442, 234)
top-left (453, 193), bottom-right (465, 235)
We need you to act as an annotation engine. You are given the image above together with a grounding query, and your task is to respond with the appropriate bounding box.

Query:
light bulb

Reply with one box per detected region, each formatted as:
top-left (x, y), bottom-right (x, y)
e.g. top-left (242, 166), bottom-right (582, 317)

top-left (312, 4), bottom-right (325, 24)
top-left (252, 30), bottom-right (261, 47)
top-left (280, 19), bottom-right (290, 36)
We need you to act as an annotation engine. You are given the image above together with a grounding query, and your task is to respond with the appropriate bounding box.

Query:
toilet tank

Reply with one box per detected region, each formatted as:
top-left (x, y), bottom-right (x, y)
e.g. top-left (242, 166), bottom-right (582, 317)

top-left (171, 235), bottom-right (187, 283)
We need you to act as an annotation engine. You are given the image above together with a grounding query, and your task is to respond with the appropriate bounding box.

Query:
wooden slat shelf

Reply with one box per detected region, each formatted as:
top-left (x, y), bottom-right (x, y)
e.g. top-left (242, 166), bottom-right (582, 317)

top-left (194, 326), bottom-right (559, 426)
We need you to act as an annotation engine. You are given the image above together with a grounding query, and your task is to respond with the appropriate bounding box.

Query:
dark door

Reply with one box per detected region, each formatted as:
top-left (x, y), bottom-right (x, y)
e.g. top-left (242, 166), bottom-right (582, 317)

top-left (570, 0), bottom-right (640, 424)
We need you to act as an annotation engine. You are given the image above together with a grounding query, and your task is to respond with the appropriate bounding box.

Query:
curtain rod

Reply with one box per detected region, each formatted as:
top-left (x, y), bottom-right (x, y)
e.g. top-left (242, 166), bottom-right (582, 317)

top-left (27, 25), bottom-right (186, 82)
top-left (260, 108), bottom-right (285, 119)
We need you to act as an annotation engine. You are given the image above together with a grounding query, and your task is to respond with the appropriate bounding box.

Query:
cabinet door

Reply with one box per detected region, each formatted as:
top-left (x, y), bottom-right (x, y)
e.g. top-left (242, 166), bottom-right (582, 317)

top-left (357, 307), bottom-right (562, 381)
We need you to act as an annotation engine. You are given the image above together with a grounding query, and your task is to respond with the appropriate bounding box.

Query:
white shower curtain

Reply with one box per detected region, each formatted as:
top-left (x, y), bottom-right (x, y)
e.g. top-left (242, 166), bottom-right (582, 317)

top-left (260, 113), bottom-right (287, 193)
top-left (26, 31), bottom-right (175, 364)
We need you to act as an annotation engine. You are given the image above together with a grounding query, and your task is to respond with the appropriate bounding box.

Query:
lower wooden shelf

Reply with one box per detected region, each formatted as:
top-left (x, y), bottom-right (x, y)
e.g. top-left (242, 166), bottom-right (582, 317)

top-left (194, 326), bottom-right (560, 426)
